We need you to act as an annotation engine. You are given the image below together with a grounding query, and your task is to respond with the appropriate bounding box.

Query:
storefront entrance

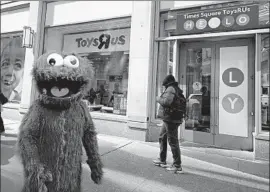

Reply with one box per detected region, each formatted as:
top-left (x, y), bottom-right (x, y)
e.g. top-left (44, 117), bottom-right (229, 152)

top-left (179, 38), bottom-right (254, 150)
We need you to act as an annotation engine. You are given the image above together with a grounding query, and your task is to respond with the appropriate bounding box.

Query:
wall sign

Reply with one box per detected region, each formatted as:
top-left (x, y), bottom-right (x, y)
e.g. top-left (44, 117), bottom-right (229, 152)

top-left (222, 93), bottom-right (244, 114)
top-left (63, 28), bottom-right (130, 54)
top-left (219, 46), bottom-right (248, 137)
top-left (222, 68), bottom-right (244, 87)
top-left (176, 2), bottom-right (269, 35)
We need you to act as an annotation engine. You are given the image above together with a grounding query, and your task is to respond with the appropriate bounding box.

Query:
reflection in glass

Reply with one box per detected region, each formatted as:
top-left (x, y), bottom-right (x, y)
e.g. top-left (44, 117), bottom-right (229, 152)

top-left (185, 48), bottom-right (211, 133)
top-left (261, 34), bottom-right (270, 131)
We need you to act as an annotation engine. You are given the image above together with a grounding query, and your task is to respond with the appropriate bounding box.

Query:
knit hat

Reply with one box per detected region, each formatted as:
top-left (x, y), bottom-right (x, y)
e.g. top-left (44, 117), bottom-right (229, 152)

top-left (162, 75), bottom-right (175, 86)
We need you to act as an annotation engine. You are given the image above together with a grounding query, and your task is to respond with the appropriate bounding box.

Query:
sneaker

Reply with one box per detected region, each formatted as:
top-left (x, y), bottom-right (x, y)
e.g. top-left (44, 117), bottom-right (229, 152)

top-left (160, 164), bottom-right (171, 168)
top-left (166, 165), bottom-right (183, 173)
top-left (153, 159), bottom-right (166, 166)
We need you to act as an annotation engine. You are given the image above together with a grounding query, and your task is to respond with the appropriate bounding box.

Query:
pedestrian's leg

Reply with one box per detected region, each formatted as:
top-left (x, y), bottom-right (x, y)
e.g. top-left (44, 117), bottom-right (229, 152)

top-left (167, 123), bottom-right (181, 168)
top-left (159, 122), bottom-right (168, 162)
top-left (153, 122), bottom-right (168, 166)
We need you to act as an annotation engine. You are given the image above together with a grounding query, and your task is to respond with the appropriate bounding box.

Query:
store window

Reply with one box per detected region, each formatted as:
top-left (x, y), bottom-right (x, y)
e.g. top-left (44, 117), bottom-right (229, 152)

top-left (155, 40), bottom-right (176, 118)
top-left (63, 28), bottom-right (130, 116)
top-left (185, 48), bottom-right (211, 132)
top-left (155, 12), bottom-right (175, 119)
top-left (1, 35), bottom-right (25, 103)
top-left (261, 34), bottom-right (269, 132)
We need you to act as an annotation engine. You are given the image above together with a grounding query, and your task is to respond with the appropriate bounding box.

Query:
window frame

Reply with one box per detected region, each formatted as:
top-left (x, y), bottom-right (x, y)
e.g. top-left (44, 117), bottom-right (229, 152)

top-left (257, 32), bottom-right (270, 134)
top-left (43, 17), bottom-right (131, 117)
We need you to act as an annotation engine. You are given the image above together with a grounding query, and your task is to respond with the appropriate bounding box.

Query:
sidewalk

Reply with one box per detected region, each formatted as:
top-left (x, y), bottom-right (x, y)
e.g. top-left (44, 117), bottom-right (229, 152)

top-left (1, 129), bottom-right (269, 192)
top-left (1, 118), bottom-right (269, 181)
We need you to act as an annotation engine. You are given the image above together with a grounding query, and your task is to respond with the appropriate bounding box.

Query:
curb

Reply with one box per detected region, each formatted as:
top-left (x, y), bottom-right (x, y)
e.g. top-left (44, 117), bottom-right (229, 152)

top-left (181, 147), bottom-right (269, 179)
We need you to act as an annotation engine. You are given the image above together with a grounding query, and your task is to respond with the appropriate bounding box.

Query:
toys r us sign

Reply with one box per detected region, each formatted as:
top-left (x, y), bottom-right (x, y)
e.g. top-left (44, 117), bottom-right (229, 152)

top-left (63, 28), bottom-right (130, 54)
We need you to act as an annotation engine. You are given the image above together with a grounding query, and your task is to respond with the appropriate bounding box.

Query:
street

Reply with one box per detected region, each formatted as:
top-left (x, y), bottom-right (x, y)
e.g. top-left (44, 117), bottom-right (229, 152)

top-left (1, 133), bottom-right (269, 192)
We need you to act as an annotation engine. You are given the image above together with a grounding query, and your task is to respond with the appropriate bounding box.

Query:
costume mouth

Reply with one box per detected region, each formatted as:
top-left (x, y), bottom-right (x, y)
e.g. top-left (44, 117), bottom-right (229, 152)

top-left (36, 77), bottom-right (86, 98)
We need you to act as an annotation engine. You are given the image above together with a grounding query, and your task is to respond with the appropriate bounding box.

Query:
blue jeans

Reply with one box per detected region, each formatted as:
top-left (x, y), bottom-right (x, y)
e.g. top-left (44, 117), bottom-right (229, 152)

top-left (159, 121), bottom-right (181, 167)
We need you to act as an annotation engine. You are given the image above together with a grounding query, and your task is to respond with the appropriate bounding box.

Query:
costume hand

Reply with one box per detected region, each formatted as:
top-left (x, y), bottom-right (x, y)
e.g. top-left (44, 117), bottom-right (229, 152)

top-left (91, 167), bottom-right (103, 184)
top-left (87, 160), bottom-right (103, 184)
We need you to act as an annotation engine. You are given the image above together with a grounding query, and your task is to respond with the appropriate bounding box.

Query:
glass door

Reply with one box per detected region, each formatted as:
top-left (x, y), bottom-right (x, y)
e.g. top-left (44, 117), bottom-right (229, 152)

top-left (179, 39), bottom-right (254, 150)
top-left (179, 42), bottom-right (215, 145)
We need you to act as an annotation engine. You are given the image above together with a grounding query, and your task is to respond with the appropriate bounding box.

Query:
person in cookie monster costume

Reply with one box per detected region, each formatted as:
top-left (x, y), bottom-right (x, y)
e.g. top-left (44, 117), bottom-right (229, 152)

top-left (17, 52), bottom-right (103, 192)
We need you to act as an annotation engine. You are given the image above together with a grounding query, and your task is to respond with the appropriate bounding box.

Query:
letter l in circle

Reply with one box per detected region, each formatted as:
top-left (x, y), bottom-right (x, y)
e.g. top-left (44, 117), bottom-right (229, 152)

top-left (229, 71), bottom-right (237, 83)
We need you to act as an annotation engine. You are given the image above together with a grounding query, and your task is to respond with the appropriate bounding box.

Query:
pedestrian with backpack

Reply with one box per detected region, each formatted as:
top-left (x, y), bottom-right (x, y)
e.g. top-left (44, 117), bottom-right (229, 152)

top-left (153, 75), bottom-right (186, 173)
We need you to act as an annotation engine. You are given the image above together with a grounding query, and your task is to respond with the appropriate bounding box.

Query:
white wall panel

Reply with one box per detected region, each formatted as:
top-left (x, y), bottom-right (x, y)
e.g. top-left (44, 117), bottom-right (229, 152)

top-left (1, 7), bottom-right (29, 33)
top-left (45, 1), bottom-right (132, 26)
top-left (219, 46), bottom-right (249, 137)
top-left (127, 1), bottom-right (153, 122)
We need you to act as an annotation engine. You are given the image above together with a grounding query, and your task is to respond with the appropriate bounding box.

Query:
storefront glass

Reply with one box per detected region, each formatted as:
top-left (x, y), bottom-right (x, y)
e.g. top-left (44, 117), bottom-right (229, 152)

top-left (155, 41), bottom-right (169, 118)
top-left (185, 48), bottom-right (211, 133)
top-left (62, 28), bottom-right (130, 116)
top-left (261, 34), bottom-right (269, 132)
top-left (82, 51), bottom-right (129, 116)
top-left (155, 11), bottom-right (175, 119)
top-left (1, 35), bottom-right (25, 103)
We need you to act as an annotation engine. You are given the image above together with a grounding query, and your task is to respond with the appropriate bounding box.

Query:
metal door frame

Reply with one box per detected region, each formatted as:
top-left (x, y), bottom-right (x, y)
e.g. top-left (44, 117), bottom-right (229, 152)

top-left (214, 38), bottom-right (254, 150)
top-left (179, 41), bottom-right (215, 146)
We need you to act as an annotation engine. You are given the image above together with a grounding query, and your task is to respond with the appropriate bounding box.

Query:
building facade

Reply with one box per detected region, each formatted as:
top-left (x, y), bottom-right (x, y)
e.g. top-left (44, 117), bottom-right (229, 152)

top-left (1, 1), bottom-right (269, 161)
top-left (154, 1), bottom-right (269, 161)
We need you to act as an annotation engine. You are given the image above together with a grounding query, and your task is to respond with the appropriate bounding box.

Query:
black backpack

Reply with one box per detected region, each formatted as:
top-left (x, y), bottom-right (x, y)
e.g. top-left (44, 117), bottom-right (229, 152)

top-left (167, 86), bottom-right (187, 121)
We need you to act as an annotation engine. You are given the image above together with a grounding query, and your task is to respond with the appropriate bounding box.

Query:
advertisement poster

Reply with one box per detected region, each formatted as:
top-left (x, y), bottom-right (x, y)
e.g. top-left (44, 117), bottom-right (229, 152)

top-left (1, 36), bottom-right (25, 103)
top-left (176, 2), bottom-right (269, 35)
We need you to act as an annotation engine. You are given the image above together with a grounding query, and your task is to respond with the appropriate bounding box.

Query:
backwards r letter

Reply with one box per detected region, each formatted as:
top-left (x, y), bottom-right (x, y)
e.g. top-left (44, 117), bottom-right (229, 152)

top-left (98, 34), bottom-right (111, 49)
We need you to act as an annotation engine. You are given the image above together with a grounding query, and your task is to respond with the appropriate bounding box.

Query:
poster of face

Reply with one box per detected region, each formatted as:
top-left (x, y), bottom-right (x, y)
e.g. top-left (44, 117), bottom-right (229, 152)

top-left (1, 36), bottom-right (26, 103)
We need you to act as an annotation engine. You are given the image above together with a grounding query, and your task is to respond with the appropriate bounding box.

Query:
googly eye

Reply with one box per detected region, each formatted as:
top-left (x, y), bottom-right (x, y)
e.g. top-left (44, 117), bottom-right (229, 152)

top-left (63, 55), bottom-right (80, 68)
top-left (47, 53), bottom-right (64, 66)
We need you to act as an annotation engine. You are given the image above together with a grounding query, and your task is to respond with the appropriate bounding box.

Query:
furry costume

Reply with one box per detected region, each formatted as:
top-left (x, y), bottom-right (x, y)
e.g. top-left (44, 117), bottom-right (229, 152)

top-left (17, 52), bottom-right (103, 192)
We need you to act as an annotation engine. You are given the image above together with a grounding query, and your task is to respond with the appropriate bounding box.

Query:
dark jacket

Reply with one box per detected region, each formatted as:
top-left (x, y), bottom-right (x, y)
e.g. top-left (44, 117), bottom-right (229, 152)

top-left (157, 81), bottom-right (183, 124)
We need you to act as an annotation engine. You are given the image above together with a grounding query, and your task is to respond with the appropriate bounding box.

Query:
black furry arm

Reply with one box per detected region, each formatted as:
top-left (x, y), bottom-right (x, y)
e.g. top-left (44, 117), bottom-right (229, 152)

top-left (80, 102), bottom-right (103, 184)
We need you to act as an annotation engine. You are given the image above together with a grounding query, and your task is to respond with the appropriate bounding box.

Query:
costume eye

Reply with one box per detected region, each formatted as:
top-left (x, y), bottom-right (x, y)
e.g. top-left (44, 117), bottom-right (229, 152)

top-left (63, 55), bottom-right (79, 68)
top-left (46, 53), bottom-right (64, 66)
